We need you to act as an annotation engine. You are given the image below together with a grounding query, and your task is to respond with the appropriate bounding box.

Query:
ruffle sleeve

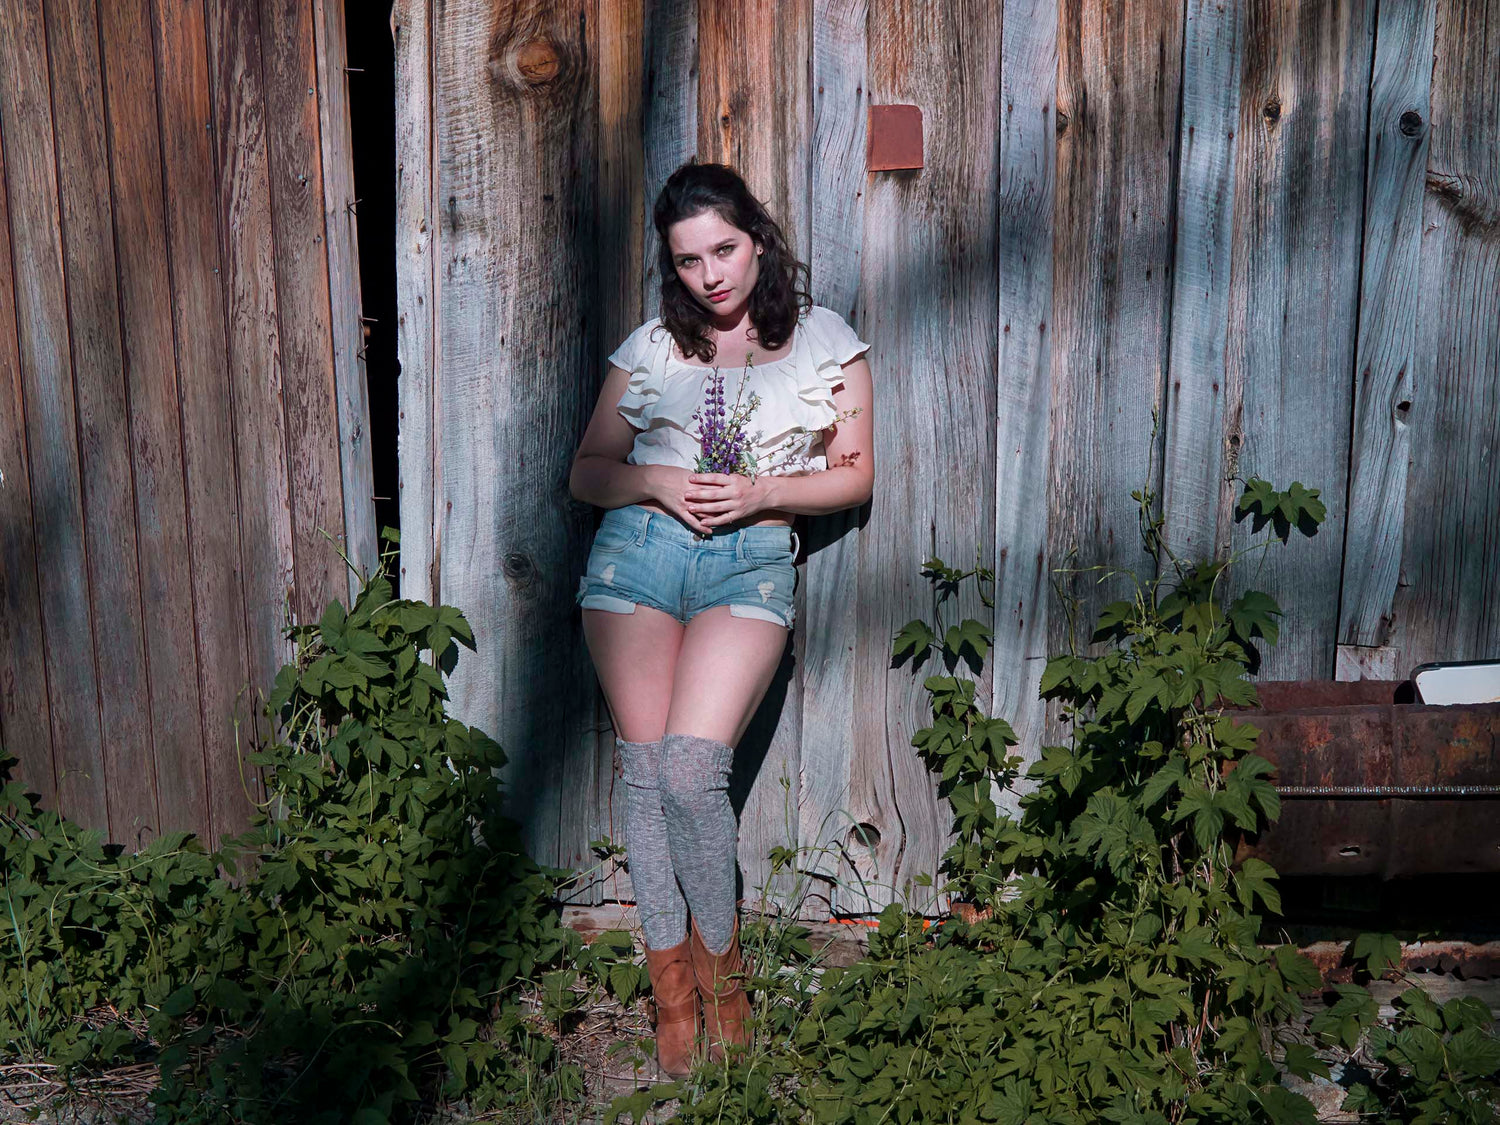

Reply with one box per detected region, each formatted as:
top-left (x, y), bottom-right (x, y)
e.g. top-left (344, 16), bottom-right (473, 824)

top-left (608, 319), bottom-right (673, 429)
top-left (793, 305), bottom-right (871, 430)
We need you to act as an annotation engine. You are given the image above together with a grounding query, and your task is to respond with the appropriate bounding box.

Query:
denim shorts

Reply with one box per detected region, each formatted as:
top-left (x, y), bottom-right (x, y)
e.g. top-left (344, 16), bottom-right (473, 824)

top-left (575, 504), bottom-right (799, 629)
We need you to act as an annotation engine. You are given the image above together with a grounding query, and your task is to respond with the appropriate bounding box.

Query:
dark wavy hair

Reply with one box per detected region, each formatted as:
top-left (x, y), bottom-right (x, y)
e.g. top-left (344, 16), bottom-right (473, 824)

top-left (652, 161), bottom-right (811, 364)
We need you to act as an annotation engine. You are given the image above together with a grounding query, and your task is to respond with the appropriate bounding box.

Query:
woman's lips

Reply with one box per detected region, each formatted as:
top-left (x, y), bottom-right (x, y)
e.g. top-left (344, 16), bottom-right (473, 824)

top-left (707, 289), bottom-right (732, 303)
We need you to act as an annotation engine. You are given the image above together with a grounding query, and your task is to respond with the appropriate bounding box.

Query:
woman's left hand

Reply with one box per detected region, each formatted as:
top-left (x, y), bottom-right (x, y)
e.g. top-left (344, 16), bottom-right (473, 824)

top-left (685, 473), bottom-right (764, 528)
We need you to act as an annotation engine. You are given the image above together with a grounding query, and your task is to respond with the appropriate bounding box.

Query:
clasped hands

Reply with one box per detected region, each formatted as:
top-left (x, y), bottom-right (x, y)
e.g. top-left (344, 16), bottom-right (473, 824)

top-left (681, 471), bottom-right (766, 535)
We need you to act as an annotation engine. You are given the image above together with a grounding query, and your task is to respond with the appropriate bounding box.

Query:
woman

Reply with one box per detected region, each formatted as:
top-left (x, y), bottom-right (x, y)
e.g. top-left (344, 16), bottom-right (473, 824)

top-left (568, 161), bottom-right (874, 1077)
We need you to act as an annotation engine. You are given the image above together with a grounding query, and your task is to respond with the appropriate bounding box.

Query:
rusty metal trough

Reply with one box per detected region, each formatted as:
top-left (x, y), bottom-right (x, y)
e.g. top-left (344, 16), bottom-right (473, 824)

top-left (1234, 681), bottom-right (1500, 878)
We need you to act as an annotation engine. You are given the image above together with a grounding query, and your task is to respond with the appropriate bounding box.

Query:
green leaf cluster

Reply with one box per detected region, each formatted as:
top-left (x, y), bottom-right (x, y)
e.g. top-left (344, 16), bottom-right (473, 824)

top-left (632, 476), bottom-right (1499, 1125)
top-left (1, 538), bottom-right (589, 1122)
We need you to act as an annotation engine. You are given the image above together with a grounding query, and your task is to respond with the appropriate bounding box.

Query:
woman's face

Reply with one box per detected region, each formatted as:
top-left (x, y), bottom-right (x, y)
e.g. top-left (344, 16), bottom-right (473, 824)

top-left (666, 210), bottom-right (762, 319)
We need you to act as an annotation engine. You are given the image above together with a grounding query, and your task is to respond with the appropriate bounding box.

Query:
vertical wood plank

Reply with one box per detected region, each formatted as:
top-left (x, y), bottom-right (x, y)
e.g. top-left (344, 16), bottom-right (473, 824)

top-left (1050, 0), bottom-right (1182, 669)
top-left (313, 0), bottom-right (377, 600)
top-left (1387, 0), bottom-right (1500, 666)
top-left (435, 0), bottom-right (600, 867)
top-left (0, 112), bottom-right (55, 803)
top-left (1220, 0), bottom-right (1373, 679)
top-left (800, 0), bottom-right (867, 912)
top-left (991, 0), bottom-right (1058, 817)
top-left (1161, 0), bottom-right (1245, 566)
top-left (152, 0), bottom-right (257, 847)
top-left (847, 0), bottom-right (1002, 913)
top-left (98, 0), bottom-right (209, 844)
top-left (698, 0), bottom-right (810, 910)
top-left (205, 0), bottom-right (297, 725)
top-left (393, 0), bottom-right (435, 604)
top-left (259, 0), bottom-right (348, 624)
top-left (580, 0), bottom-right (696, 908)
top-left (0, 0), bottom-right (110, 831)
top-left (640, 0), bottom-right (697, 299)
top-left (49, 0), bottom-right (163, 840)
top-left (565, 0), bottom-right (648, 908)
top-left (1335, 0), bottom-right (1434, 662)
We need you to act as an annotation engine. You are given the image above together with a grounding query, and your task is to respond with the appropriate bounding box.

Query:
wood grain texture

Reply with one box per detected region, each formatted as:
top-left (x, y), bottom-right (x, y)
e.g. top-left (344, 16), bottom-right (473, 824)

top-left (1161, 0), bottom-right (1244, 566)
top-left (206, 0), bottom-right (297, 719)
top-left (0, 0), bottom-right (109, 830)
top-left (0, 111), bottom-right (55, 803)
top-left (992, 0), bottom-right (1057, 817)
top-left (151, 0), bottom-right (257, 846)
top-left (699, 0), bottom-right (811, 910)
top-left (434, 0), bottom-right (600, 867)
top-left (260, 0), bottom-right (347, 625)
top-left (1337, 0), bottom-right (1434, 655)
top-left (1051, 0), bottom-right (1182, 665)
top-left (98, 0), bottom-right (209, 846)
top-left (1221, 0), bottom-right (1372, 679)
top-left (313, 0), bottom-right (376, 602)
top-left (800, 0), bottom-right (867, 908)
top-left (1388, 0), bottom-right (1500, 666)
top-left (393, 0), bottom-right (436, 604)
top-left (50, 0), bottom-right (163, 840)
top-left (847, 0), bottom-right (1002, 913)
top-left (639, 0), bottom-right (697, 300)
top-left (563, 0), bottom-right (648, 908)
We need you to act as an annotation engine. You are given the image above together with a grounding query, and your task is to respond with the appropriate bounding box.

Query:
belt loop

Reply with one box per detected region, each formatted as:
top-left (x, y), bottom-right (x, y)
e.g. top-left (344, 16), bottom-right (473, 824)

top-left (637, 506), bottom-right (653, 545)
top-left (790, 527), bottom-right (801, 559)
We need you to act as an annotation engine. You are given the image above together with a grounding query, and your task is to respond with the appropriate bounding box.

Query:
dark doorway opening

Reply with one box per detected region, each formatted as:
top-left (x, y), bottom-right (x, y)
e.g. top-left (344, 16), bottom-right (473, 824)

top-left (344, 5), bottom-right (400, 584)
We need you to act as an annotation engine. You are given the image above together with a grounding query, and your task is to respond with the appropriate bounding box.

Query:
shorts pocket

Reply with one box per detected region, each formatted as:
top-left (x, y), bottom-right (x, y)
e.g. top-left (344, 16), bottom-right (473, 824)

top-left (740, 527), bottom-right (794, 564)
top-left (590, 521), bottom-right (636, 554)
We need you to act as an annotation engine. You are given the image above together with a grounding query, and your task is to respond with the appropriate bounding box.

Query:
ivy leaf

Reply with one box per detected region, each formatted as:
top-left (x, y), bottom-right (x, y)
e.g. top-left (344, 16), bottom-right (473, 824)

top-left (1235, 858), bottom-right (1282, 914)
top-left (1139, 758), bottom-right (1186, 809)
top-left (1447, 1026), bottom-right (1500, 1077)
top-left (1441, 995), bottom-right (1493, 1034)
top-left (1274, 944), bottom-right (1324, 994)
top-left (1173, 786), bottom-right (1225, 853)
top-left (1039, 656), bottom-right (1079, 698)
top-left (892, 619), bottom-right (936, 669)
top-left (1229, 590), bottom-right (1282, 646)
top-left (1281, 1043), bottom-right (1330, 1081)
top-left (1351, 932), bottom-right (1402, 977)
top-left (1255, 1084), bottom-right (1319, 1125)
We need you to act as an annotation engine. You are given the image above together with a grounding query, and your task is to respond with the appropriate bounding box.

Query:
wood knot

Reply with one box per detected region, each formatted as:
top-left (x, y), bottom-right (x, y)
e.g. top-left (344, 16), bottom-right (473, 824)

top-left (1399, 110), bottom-right (1423, 136)
top-left (1055, 108), bottom-right (1070, 137)
top-left (1262, 97), bottom-right (1281, 123)
top-left (516, 38), bottom-right (560, 84)
top-left (502, 552), bottom-right (536, 586)
top-left (489, 35), bottom-right (564, 88)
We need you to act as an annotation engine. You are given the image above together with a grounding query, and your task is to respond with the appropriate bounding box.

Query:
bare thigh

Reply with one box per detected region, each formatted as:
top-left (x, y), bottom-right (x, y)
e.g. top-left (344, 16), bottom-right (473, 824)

top-left (666, 606), bottom-right (790, 747)
top-left (582, 604), bottom-right (685, 742)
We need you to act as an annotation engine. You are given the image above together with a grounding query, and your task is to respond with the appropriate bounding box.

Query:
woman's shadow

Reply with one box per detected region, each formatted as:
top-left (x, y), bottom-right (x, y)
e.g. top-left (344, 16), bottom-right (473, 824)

top-left (724, 504), bottom-right (866, 904)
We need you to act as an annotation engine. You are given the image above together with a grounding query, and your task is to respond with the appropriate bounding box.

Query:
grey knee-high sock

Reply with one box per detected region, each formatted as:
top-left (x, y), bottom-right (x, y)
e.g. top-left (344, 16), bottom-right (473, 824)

top-left (659, 732), bottom-right (739, 954)
top-left (617, 738), bottom-right (689, 950)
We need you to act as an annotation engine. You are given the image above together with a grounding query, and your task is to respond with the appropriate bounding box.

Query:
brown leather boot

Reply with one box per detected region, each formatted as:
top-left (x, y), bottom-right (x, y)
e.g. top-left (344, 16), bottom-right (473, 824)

top-left (689, 917), bottom-right (752, 1062)
top-left (643, 936), bottom-right (701, 1079)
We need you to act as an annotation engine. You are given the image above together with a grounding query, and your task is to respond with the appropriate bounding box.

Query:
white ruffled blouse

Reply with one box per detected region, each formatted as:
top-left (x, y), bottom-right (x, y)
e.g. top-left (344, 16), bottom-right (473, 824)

top-left (606, 304), bottom-right (870, 478)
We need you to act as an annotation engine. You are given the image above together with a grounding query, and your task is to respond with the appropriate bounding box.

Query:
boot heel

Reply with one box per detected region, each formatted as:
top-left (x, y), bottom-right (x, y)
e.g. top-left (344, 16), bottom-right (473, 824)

top-left (689, 918), bottom-right (753, 1062)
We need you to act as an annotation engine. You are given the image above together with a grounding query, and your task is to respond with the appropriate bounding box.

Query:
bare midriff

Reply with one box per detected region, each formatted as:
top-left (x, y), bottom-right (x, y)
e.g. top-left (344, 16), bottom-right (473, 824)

top-left (634, 497), bottom-right (795, 529)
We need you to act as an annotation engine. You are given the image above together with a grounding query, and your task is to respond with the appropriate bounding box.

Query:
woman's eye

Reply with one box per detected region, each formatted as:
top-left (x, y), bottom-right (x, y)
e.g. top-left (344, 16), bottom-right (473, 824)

top-left (718, 246), bottom-right (732, 255)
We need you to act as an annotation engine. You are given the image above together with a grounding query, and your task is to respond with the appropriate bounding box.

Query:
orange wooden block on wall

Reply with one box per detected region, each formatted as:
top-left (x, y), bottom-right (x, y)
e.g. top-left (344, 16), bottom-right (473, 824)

top-left (867, 104), bottom-right (923, 170)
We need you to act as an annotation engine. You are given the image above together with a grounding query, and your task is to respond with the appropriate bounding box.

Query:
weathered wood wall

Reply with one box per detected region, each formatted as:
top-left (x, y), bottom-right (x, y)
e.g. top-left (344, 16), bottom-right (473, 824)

top-left (0, 0), bottom-right (374, 851)
top-left (395, 0), bottom-right (1500, 915)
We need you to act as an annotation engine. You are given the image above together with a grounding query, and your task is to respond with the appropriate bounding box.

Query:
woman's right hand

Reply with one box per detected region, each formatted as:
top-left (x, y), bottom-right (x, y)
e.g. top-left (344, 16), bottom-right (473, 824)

top-left (648, 466), bottom-right (715, 536)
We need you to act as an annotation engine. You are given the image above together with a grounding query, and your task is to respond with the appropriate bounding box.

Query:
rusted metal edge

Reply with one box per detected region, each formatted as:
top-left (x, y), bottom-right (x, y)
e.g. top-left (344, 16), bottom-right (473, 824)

top-left (1276, 784), bottom-right (1500, 798)
top-left (1298, 940), bottom-right (1500, 984)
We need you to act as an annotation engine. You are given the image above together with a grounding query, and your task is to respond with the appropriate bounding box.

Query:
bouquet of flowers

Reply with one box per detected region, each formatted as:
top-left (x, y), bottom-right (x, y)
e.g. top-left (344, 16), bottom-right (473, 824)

top-left (689, 355), bottom-right (861, 480)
